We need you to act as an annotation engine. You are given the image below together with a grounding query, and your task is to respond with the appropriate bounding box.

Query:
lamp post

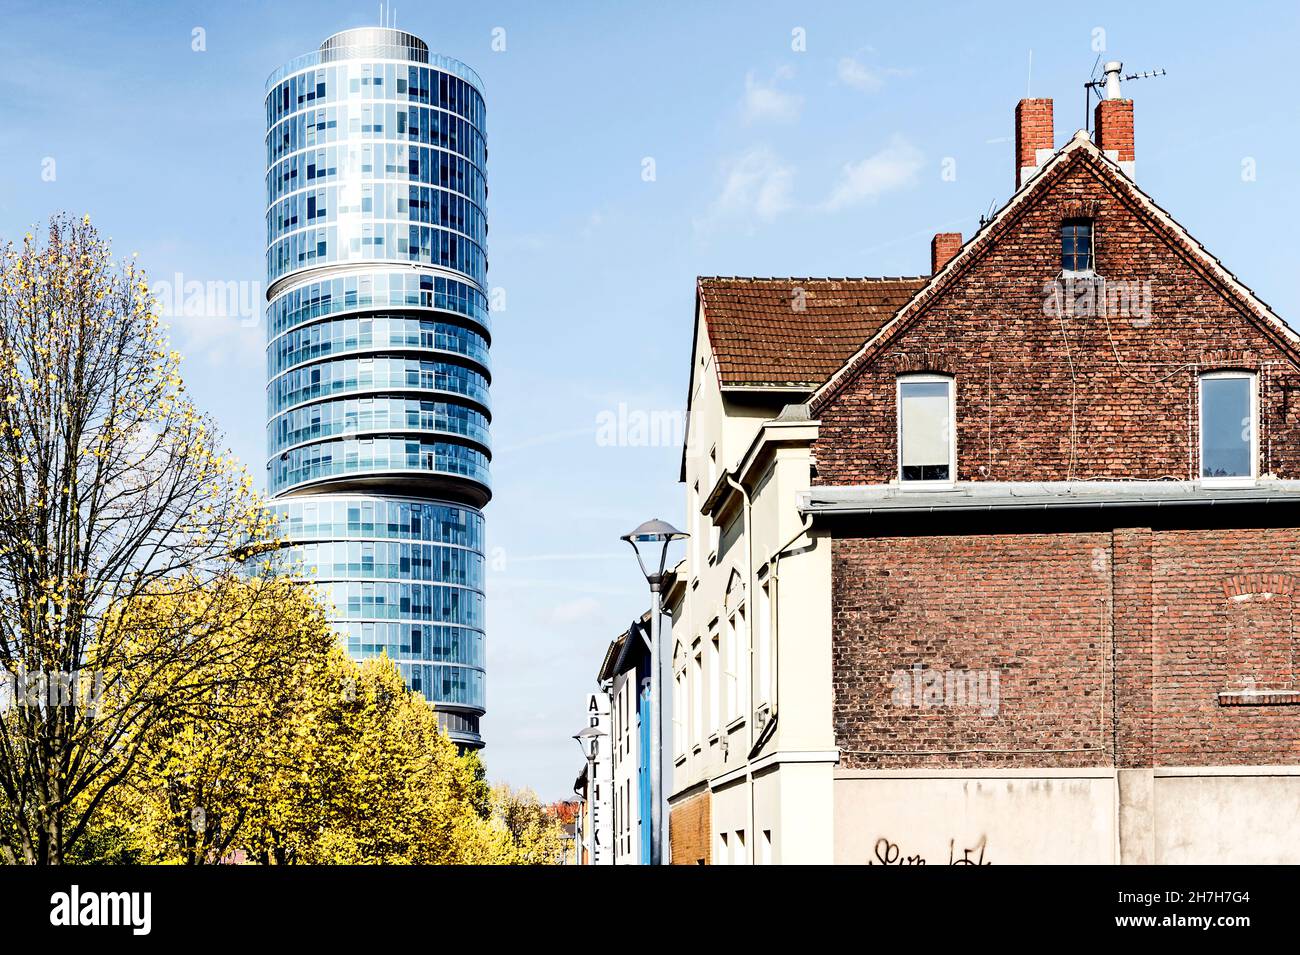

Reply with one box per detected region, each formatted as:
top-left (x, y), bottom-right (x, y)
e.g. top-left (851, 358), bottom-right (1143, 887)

top-left (573, 724), bottom-right (606, 865)
top-left (620, 518), bottom-right (686, 866)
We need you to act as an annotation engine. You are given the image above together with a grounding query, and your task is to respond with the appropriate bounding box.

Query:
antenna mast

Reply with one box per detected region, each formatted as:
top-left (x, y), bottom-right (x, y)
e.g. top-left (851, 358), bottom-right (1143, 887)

top-left (1084, 60), bottom-right (1166, 131)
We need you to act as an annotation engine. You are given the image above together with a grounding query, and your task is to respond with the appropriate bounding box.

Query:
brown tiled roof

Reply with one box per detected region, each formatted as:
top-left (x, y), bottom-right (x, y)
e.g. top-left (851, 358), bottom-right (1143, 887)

top-left (698, 276), bottom-right (928, 387)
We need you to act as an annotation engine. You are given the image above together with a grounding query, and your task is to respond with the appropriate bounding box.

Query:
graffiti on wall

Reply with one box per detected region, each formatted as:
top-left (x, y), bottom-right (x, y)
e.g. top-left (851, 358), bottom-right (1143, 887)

top-left (868, 835), bottom-right (993, 865)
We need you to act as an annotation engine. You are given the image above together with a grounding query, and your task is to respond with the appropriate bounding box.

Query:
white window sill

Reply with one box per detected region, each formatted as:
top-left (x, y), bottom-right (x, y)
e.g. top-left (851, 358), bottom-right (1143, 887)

top-left (1200, 477), bottom-right (1258, 489)
top-left (896, 481), bottom-right (956, 492)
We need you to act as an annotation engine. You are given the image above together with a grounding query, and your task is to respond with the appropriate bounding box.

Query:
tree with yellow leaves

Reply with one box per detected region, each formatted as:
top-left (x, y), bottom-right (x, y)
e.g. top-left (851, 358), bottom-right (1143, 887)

top-left (0, 215), bottom-right (284, 864)
top-left (86, 578), bottom-right (336, 864)
top-left (489, 784), bottom-right (569, 865)
top-left (91, 610), bottom-right (562, 865)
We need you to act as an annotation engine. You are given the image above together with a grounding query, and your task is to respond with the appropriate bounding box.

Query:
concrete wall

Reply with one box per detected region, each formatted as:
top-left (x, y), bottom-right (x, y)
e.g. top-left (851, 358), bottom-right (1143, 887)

top-left (834, 767), bottom-right (1300, 864)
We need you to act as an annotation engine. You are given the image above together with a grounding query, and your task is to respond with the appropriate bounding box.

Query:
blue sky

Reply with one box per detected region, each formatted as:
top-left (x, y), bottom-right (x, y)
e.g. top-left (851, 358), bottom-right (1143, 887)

top-left (3, 0), bottom-right (1297, 799)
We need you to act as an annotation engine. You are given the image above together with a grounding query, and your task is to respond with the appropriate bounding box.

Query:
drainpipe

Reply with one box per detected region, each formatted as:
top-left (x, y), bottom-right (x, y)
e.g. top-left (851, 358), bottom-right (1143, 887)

top-left (760, 511), bottom-right (814, 753)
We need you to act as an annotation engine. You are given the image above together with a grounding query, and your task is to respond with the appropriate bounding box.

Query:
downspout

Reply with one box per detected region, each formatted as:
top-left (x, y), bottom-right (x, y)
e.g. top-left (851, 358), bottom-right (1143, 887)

top-left (754, 510), bottom-right (814, 761)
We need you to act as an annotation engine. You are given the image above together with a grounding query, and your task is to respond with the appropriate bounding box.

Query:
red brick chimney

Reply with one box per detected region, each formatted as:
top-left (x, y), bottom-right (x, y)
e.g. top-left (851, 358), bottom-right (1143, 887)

top-left (931, 232), bottom-right (962, 274)
top-left (1095, 99), bottom-right (1135, 176)
top-left (1015, 98), bottom-right (1054, 187)
top-left (1094, 60), bottom-right (1135, 177)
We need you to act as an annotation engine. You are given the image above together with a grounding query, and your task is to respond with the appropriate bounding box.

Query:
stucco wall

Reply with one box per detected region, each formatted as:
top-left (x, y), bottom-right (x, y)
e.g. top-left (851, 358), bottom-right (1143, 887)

top-left (834, 767), bottom-right (1300, 864)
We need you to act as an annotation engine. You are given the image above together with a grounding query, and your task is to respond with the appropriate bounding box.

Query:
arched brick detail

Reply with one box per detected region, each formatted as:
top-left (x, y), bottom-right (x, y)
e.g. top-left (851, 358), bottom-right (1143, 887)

top-left (1058, 198), bottom-right (1101, 221)
top-left (1200, 350), bottom-right (1260, 372)
top-left (889, 351), bottom-right (956, 376)
top-left (1223, 573), bottom-right (1296, 599)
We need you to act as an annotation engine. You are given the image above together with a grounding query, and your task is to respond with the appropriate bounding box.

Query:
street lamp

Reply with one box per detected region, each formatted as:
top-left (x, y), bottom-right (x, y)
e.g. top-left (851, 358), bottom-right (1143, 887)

top-left (573, 725), bottom-right (606, 865)
top-left (620, 518), bottom-right (686, 866)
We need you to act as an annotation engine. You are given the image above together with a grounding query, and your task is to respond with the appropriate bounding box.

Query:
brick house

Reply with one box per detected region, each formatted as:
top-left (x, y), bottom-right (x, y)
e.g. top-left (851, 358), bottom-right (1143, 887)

top-left (666, 76), bottom-right (1300, 864)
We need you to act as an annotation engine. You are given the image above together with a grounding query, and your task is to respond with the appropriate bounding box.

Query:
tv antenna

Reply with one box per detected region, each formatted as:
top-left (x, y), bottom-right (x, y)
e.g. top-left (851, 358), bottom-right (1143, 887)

top-left (1084, 59), bottom-right (1166, 131)
top-left (978, 197), bottom-right (998, 229)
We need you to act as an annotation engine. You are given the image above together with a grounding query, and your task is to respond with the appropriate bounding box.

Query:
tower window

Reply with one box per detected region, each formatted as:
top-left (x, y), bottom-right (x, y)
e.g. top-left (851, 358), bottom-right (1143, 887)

top-left (1061, 218), bottom-right (1093, 272)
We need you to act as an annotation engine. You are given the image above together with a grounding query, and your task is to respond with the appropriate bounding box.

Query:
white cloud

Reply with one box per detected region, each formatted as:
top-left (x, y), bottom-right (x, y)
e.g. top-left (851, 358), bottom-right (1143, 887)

top-left (695, 146), bottom-right (795, 232)
top-left (742, 66), bottom-right (803, 123)
top-left (821, 135), bottom-right (924, 212)
top-left (836, 56), bottom-right (911, 94)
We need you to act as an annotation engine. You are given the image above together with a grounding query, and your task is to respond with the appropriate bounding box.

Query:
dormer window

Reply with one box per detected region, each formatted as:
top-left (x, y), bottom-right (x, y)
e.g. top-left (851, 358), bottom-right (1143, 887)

top-left (897, 374), bottom-right (955, 484)
top-left (1061, 218), bottom-right (1093, 272)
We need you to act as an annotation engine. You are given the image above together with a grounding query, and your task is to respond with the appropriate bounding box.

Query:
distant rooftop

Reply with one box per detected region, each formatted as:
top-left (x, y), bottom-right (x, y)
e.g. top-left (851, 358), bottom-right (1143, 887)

top-left (697, 276), bottom-right (927, 389)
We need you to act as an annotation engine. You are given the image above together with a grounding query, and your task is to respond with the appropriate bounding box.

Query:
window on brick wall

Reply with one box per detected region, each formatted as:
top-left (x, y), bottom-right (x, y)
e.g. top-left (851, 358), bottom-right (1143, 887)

top-left (898, 374), bottom-right (955, 484)
top-left (1200, 371), bottom-right (1257, 484)
top-left (1061, 218), bottom-right (1093, 272)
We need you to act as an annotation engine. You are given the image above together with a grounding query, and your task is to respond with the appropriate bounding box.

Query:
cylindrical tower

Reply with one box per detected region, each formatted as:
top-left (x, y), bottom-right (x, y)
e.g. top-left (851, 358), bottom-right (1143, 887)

top-left (263, 27), bottom-right (489, 747)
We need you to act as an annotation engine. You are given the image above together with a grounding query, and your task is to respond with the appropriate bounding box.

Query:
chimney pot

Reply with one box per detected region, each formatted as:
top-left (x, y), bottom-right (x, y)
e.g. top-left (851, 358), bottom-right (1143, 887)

top-left (1015, 98), bottom-right (1054, 188)
top-left (931, 232), bottom-right (963, 274)
top-left (1102, 60), bottom-right (1124, 100)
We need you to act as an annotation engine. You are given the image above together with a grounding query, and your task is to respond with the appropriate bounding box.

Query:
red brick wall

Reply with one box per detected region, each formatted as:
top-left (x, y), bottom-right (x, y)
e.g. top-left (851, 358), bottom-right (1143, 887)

top-left (669, 790), bottom-right (711, 865)
top-left (812, 153), bottom-right (1300, 487)
top-left (832, 524), bottom-right (1300, 769)
top-left (833, 531), bottom-right (1112, 769)
top-left (1151, 526), bottom-right (1300, 765)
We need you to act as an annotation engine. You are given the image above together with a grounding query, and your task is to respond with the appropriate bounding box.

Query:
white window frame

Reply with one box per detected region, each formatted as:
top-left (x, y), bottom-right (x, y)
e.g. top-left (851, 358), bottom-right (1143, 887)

top-left (896, 373), bottom-right (957, 488)
top-left (691, 649), bottom-right (703, 750)
top-left (708, 629), bottom-right (721, 737)
top-left (690, 481), bottom-right (701, 580)
top-left (1199, 370), bottom-right (1258, 487)
top-left (730, 605), bottom-right (747, 723)
top-left (672, 669), bottom-right (685, 759)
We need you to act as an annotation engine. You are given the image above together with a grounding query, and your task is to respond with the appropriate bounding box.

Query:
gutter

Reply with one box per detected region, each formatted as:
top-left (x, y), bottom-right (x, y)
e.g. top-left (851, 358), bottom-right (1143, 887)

top-left (801, 490), bottom-right (1300, 519)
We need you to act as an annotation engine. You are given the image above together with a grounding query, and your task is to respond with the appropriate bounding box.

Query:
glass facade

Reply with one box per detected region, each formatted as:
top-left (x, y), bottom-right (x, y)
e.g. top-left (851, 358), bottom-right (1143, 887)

top-left (265, 28), bottom-right (489, 747)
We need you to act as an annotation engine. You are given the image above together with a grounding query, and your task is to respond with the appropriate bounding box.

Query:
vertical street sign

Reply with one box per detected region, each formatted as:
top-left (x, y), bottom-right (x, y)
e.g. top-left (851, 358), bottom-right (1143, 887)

top-left (585, 691), bottom-right (614, 864)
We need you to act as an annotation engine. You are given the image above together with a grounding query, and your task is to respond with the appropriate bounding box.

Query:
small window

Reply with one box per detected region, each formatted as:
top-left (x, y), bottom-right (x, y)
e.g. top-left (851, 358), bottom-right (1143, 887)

top-left (898, 375), bottom-right (955, 483)
top-left (1200, 371), bottom-right (1257, 482)
top-left (1061, 218), bottom-right (1093, 272)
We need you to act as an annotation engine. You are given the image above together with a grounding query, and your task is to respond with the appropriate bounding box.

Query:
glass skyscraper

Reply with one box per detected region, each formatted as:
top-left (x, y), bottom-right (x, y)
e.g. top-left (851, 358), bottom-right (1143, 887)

top-left (264, 27), bottom-right (489, 747)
